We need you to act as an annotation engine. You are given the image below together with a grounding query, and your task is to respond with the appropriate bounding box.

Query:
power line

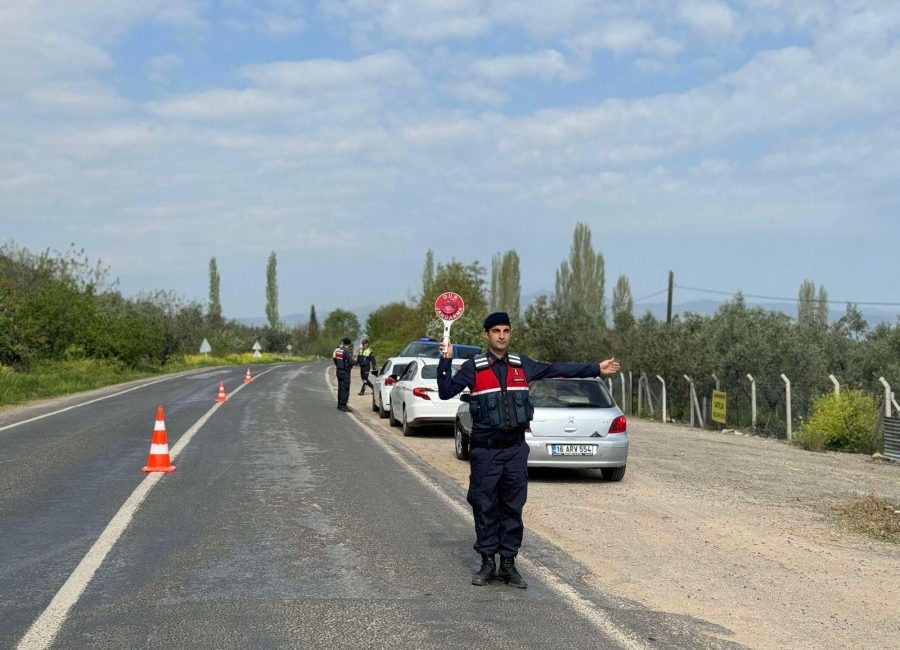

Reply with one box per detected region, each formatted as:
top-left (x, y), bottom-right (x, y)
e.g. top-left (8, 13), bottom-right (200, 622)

top-left (633, 288), bottom-right (669, 303)
top-left (675, 284), bottom-right (900, 308)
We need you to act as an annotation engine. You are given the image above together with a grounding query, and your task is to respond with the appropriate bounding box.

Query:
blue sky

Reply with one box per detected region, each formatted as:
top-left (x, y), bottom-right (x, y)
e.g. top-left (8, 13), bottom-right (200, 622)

top-left (1, 1), bottom-right (899, 321)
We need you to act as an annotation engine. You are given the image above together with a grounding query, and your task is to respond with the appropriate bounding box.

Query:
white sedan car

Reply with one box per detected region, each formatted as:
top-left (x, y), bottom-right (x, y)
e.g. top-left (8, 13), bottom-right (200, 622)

top-left (371, 356), bottom-right (417, 419)
top-left (389, 358), bottom-right (466, 436)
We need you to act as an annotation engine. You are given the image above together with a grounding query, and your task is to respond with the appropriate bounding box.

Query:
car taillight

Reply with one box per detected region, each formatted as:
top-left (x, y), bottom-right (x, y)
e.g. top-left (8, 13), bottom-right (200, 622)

top-left (385, 377), bottom-right (395, 386)
top-left (412, 387), bottom-right (432, 400)
top-left (608, 415), bottom-right (627, 434)
top-left (524, 427), bottom-right (533, 438)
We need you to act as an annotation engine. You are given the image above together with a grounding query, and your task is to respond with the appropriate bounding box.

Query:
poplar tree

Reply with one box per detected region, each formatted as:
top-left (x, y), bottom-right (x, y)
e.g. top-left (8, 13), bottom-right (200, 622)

top-left (265, 251), bottom-right (279, 329)
top-left (797, 279), bottom-right (828, 326)
top-left (208, 257), bottom-right (222, 326)
top-left (308, 305), bottom-right (319, 341)
top-left (497, 250), bottom-right (520, 323)
top-left (553, 222), bottom-right (606, 330)
top-left (611, 275), bottom-right (634, 331)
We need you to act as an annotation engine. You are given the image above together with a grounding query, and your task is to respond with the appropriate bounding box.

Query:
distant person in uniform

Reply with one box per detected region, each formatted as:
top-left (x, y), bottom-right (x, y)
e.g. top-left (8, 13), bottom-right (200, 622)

top-left (357, 339), bottom-right (376, 395)
top-left (437, 312), bottom-right (620, 588)
top-left (333, 337), bottom-right (355, 412)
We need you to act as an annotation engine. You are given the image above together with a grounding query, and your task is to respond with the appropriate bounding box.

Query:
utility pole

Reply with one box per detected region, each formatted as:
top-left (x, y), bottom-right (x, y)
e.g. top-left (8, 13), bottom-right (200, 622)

top-left (666, 270), bottom-right (674, 325)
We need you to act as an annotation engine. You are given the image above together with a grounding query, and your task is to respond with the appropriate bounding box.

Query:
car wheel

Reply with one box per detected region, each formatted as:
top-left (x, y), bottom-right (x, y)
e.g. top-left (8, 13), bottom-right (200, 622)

top-left (601, 466), bottom-right (626, 482)
top-left (454, 419), bottom-right (470, 460)
top-left (388, 402), bottom-right (399, 427)
top-left (402, 406), bottom-right (415, 437)
top-left (378, 397), bottom-right (389, 419)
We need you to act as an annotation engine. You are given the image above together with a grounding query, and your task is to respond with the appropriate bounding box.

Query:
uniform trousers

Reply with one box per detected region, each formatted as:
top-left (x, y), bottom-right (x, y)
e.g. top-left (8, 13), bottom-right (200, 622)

top-left (466, 441), bottom-right (529, 557)
top-left (336, 370), bottom-right (351, 407)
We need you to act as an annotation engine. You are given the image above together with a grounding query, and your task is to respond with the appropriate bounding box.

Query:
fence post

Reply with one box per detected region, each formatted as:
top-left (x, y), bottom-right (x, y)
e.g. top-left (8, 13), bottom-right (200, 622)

top-left (657, 375), bottom-right (667, 423)
top-left (711, 373), bottom-right (720, 390)
top-left (781, 373), bottom-right (792, 442)
top-left (746, 374), bottom-right (756, 431)
top-left (620, 373), bottom-right (626, 412)
top-left (684, 375), bottom-right (694, 427)
top-left (893, 392), bottom-right (900, 415)
top-left (607, 377), bottom-right (613, 395)
top-left (637, 373), bottom-right (643, 416)
top-left (643, 374), bottom-right (655, 415)
top-left (879, 377), bottom-right (892, 417)
top-left (628, 371), bottom-right (633, 415)
top-left (828, 374), bottom-right (840, 396)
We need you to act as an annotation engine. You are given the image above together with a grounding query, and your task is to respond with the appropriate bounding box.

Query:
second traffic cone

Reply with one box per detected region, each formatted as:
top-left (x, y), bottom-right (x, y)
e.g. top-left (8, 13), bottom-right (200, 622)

top-left (216, 381), bottom-right (228, 403)
top-left (141, 405), bottom-right (175, 473)
top-left (244, 368), bottom-right (252, 383)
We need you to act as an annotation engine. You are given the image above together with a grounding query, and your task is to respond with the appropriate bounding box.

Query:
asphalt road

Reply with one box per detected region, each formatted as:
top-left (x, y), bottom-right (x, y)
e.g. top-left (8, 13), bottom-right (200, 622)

top-left (1, 362), bottom-right (729, 649)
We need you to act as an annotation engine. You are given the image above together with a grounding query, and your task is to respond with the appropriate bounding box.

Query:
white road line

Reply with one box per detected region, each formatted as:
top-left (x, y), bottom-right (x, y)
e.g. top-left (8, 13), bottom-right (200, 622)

top-left (0, 370), bottom-right (207, 433)
top-left (325, 367), bottom-right (649, 650)
top-left (16, 365), bottom-right (281, 650)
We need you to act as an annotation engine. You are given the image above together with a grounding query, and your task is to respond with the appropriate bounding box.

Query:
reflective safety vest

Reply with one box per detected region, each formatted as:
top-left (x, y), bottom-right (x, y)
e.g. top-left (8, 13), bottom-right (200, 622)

top-left (469, 353), bottom-right (533, 430)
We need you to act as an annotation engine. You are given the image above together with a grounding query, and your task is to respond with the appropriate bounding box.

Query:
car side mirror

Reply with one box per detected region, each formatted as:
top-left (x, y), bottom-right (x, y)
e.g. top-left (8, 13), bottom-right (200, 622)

top-left (460, 393), bottom-right (471, 403)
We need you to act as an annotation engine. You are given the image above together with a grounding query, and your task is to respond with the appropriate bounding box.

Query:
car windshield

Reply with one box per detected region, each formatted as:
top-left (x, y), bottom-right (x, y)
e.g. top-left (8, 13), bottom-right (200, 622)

top-left (529, 379), bottom-right (615, 408)
top-left (420, 361), bottom-right (463, 380)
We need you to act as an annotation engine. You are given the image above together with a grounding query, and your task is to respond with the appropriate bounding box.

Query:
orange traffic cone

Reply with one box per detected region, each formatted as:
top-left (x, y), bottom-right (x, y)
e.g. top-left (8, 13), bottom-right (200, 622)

top-left (141, 405), bottom-right (175, 473)
top-left (244, 368), bottom-right (252, 383)
top-left (216, 381), bottom-right (228, 403)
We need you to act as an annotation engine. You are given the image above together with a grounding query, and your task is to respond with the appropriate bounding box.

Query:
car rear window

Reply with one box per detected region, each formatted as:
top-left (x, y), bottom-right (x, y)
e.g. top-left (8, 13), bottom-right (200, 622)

top-left (399, 341), bottom-right (482, 358)
top-left (420, 361), bottom-right (463, 380)
top-left (529, 379), bottom-right (615, 408)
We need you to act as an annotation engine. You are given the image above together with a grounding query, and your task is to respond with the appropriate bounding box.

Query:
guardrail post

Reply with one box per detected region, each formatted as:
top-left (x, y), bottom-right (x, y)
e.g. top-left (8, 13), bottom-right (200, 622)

top-left (657, 375), bottom-right (667, 423)
top-left (747, 374), bottom-right (756, 431)
top-left (781, 373), bottom-right (792, 441)
top-left (879, 377), bottom-right (892, 417)
top-left (828, 374), bottom-right (840, 396)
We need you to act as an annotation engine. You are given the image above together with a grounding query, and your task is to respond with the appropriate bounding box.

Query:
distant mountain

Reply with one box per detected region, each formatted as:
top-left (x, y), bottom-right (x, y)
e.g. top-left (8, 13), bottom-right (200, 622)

top-left (236, 304), bottom-right (380, 329)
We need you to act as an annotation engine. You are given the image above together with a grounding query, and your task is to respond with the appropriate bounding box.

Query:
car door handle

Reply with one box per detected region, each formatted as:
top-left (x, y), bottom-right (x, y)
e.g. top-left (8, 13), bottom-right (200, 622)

top-left (564, 426), bottom-right (577, 432)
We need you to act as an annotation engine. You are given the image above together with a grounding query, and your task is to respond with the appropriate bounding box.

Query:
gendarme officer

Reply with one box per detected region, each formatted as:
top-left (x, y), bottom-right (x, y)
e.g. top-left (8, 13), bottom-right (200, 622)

top-left (437, 312), bottom-right (620, 588)
top-left (333, 337), bottom-right (355, 412)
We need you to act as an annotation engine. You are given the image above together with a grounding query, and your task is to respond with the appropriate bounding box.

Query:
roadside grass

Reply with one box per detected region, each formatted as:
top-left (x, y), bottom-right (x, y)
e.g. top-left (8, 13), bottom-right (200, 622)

top-left (0, 354), bottom-right (317, 409)
top-left (834, 493), bottom-right (900, 544)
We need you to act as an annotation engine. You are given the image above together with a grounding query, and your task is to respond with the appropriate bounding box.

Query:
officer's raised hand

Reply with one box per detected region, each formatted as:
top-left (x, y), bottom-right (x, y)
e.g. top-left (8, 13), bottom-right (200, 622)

top-left (600, 358), bottom-right (621, 376)
top-left (439, 339), bottom-right (453, 359)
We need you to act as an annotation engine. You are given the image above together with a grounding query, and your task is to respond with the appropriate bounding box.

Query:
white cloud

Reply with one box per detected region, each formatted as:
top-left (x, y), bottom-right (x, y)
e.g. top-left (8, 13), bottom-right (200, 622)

top-left (147, 54), bottom-right (183, 84)
top-left (675, 0), bottom-right (738, 36)
top-left (568, 18), bottom-right (682, 57)
top-left (443, 81), bottom-right (507, 106)
top-left (240, 51), bottom-right (419, 90)
top-left (470, 50), bottom-right (581, 82)
top-left (322, 0), bottom-right (490, 43)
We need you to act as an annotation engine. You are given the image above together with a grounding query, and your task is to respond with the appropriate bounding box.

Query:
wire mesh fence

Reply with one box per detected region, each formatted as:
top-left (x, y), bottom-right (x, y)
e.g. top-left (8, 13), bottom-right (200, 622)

top-left (611, 370), bottom-right (887, 440)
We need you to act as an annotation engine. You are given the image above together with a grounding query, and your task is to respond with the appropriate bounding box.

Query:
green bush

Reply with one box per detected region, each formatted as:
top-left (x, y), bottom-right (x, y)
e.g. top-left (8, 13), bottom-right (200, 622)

top-left (796, 389), bottom-right (877, 453)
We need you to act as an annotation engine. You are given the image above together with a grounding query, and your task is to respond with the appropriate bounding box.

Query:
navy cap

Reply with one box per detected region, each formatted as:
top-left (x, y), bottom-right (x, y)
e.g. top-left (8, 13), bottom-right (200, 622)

top-left (483, 312), bottom-right (511, 331)
top-left (341, 337), bottom-right (352, 345)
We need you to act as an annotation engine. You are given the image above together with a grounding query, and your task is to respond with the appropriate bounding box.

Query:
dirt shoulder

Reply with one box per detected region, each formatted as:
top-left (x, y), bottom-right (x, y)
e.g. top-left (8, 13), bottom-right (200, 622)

top-left (348, 388), bottom-right (900, 650)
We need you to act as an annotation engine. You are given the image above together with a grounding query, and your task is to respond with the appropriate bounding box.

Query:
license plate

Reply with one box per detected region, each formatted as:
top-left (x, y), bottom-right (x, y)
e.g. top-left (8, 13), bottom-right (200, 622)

top-left (548, 444), bottom-right (596, 456)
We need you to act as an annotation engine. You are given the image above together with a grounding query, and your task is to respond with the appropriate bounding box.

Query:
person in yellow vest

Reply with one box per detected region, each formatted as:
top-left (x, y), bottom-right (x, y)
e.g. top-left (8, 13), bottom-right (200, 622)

top-left (357, 339), bottom-right (376, 395)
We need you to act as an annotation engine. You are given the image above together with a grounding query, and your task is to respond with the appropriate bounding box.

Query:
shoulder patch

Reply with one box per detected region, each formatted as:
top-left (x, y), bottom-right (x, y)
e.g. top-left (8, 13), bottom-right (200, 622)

top-left (508, 354), bottom-right (522, 367)
top-left (473, 354), bottom-right (489, 370)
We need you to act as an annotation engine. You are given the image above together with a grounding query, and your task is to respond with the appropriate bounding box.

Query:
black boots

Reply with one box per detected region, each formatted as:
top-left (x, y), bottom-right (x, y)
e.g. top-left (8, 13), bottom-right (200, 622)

top-left (358, 389), bottom-right (366, 395)
top-left (498, 556), bottom-right (527, 589)
top-left (471, 554), bottom-right (496, 586)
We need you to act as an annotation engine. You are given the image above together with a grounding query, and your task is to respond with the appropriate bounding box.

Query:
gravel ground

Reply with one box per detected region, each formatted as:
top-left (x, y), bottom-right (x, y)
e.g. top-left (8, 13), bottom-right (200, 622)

top-left (348, 388), bottom-right (900, 650)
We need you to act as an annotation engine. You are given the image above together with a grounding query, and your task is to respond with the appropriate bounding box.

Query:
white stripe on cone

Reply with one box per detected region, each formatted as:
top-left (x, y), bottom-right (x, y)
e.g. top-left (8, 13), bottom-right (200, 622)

top-left (154, 421), bottom-right (166, 431)
top-left (149, 444), bottom-right (170, 455)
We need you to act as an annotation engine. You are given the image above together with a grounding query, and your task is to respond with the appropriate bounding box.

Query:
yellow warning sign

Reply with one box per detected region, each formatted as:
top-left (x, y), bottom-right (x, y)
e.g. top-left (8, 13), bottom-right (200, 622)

top-left (712, 390), bottom-right (727, 424)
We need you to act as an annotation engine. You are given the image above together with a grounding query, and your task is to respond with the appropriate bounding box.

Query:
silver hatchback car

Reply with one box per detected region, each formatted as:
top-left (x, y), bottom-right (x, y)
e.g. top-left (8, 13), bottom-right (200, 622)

top-left (454, 377), bottom-right (629, 480)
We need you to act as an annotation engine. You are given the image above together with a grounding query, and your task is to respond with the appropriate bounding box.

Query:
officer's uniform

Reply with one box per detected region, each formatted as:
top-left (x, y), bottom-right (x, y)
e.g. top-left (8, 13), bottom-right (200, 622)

top-left (357, 343), bottom-right (376, 395)
top-left (333, 342), bottom-right (355, 410)
top-left (438, 334), bottom-right (602, 585)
